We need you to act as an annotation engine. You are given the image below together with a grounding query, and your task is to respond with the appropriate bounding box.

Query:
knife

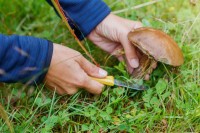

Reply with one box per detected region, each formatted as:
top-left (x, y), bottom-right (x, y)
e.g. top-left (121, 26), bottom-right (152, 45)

top-left (90, 76), bottom-right (147, 91)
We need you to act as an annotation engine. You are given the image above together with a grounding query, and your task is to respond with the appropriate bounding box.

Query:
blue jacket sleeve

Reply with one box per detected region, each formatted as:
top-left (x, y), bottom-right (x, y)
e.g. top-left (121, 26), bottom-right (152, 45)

top-left (0, 34), bottom-right (53, 84)
top-left (47, 0), bottom-right (111, 40)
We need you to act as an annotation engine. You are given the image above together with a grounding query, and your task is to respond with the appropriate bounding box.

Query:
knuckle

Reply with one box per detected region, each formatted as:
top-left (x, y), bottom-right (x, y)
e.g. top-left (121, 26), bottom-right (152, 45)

top-left (88, 65), bottom-right (98, 74)
top-left (135, 21), bottom-right (143, 28)
top-left (96, 87), bottom-right (103, 94)
top-left (94, 84), bottom-right (104, 95)
top-left (96, 89), bottom-right (102, 95)
top-left (76, 51), bottom-right (82, 56)
top-left (77, 76), bottom-right (88, 86)
top-left (56, 89), bottom-right (64, 95)
top-left (77, 54), bottom-right (85, 63)
top-left (72, 49), bottom-right (81, 55)
top-left (59, 92), bottom-right (65, 95)
top-left (67, 89), bottom-right (78, 95)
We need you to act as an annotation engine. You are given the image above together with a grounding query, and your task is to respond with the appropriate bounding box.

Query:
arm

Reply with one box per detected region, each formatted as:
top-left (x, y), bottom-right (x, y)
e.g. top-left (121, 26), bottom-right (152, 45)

top-left (0, 34), bottom-right (53, 84)
top-left (0, 34), bottom-right (107, 94)
top-left (0, 0), bottom-right (109, 94)
top-left (46, 0), bottom-right (111, 40)
top-left (47, 0), bottom-right (142, 73)
top-left (0, 34), bottom-right (107, 95)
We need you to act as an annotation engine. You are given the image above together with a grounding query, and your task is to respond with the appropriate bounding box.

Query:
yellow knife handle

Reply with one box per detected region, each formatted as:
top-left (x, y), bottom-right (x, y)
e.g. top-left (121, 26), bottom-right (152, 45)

top-left (90, 76), bottom-right (115, 86)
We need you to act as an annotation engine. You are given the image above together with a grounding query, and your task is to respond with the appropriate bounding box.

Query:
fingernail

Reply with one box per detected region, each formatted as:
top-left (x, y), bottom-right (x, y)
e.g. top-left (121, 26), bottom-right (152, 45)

top-left (130, 59), bottom-right (139, 68)
top-left (99, 68), bottom-right (107, 77)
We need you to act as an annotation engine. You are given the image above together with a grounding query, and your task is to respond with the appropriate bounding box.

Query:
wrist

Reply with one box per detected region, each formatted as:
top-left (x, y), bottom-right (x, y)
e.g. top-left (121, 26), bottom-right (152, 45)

top-left (39, 41), bottom-right (54, 84)
top-left (94, 13), bottom-right (115, 36)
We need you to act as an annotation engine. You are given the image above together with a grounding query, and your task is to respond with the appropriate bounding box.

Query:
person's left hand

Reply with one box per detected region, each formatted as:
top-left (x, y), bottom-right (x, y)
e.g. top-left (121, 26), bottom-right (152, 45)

top-left (88, 13), bottom-right (143, 74)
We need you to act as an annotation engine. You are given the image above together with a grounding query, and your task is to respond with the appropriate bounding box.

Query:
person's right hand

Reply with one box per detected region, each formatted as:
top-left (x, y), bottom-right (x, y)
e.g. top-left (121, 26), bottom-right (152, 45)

top-left (44, 43), bottom-right (107, 95)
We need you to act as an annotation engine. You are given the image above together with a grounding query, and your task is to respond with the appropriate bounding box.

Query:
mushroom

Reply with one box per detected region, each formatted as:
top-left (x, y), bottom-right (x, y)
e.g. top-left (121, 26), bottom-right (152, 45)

top-left (128, 27), bottom-right (184, 79)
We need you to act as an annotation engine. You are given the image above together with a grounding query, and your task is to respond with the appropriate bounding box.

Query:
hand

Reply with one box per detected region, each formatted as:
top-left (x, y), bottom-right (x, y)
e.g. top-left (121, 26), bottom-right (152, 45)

top-left (88, 13), bottom-right (143, 74)
top-left (44, 44), bottom-right (107, 95)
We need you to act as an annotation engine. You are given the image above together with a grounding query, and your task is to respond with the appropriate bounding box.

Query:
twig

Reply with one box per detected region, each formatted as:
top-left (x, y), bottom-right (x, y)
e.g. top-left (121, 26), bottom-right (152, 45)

top-left (51, 0), bottom-right (98, 66)
top-left (112, 0), bottom-right (163, 14)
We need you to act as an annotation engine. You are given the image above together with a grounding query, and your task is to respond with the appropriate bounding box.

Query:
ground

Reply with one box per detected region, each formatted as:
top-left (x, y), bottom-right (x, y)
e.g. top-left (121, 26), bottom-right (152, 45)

top-left (0, 0), bottom-right (200, 132)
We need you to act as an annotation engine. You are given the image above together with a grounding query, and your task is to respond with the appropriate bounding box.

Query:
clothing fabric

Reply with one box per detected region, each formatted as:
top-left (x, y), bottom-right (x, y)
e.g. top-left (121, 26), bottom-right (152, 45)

top-left (47, 0), bottom-right (111, 40)
top-left (0, 0), bottom-right (110, 84)
top-left (0, 34), bottom-right (53, 84)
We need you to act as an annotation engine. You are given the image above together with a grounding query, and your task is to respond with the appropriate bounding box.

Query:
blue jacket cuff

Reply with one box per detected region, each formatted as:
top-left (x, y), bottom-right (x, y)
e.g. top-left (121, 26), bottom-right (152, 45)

top-left (47, 0), bottom-right (111, 40)
top-left (68, 1), bottom-right (111, 40)
top-left (34, 41), bottom-right (53, 85)
top-left (0, 34), bottom-right (53, 85)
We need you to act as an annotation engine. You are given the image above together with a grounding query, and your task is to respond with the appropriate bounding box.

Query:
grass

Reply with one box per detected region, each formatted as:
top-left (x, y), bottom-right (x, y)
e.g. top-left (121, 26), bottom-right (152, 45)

top-left (0, 0), bottom-right (200, 132)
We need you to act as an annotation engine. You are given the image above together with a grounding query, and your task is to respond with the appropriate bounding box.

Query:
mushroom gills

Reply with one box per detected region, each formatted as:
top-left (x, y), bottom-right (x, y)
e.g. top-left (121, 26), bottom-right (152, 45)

top-left (132, 48), bottom-right (157, 78)
top-left (128, 27), bottom-right (184, 79)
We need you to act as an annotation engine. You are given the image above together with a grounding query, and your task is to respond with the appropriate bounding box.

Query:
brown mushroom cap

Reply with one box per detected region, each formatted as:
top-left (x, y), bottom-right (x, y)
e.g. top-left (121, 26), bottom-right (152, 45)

top-left (128, 27), bottom-right (184, 66)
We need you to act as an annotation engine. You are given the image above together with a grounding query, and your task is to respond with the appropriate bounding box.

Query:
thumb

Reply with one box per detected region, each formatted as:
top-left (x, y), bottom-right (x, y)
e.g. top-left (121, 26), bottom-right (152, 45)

top-left (77, 56), bottom-right (108, 78)
top-left (121, 36), bottom-right (139, 68)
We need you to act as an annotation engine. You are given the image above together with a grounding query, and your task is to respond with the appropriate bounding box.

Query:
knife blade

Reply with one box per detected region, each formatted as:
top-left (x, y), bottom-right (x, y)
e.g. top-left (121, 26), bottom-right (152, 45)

top-left (90, 76), bottom-right (147, 91)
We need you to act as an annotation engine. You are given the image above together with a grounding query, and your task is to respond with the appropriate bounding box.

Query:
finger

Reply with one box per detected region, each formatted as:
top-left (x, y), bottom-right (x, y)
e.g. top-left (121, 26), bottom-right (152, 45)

top-left (56, 88), bottom-right (65, 95)
top-left (125, 58), bottom-right (134, 74)
top-left (111, 46), bottom-right (125, 62)
top-left (81, 76), bottom-right (104, 94)
top-left (117, 55), bottom-right (124, 62)
top-left (53, 78), bottom-right (79, 95)
top-left (152, 62), bottom-right (157, 69)
top-left (49, 85), bottom-right (64, 95)
top-left (46, 80), bottom-right (70, 95)
top-left (148, 68), bottom-right (153, 74)
top-left (120, 36), bottom-right (139, 69)
top-left (77, 56), bottom-right (107, 78)
top-left (53, 83), bottom-right (78, 95)
top-left (111, 45), bottom-right (125, 62)
top-left (63, 87), bottom-right (78, 95)
top-left (75, 67), bottom-right (104, 94)
top-left (133, 21), bottom-right (143, 29)
top-left (111, 45), bottom-right (123, 56)
top-left (144, 74), bottom-right (150, 81)
top-left (125, 20), bottom-right (143, 29)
